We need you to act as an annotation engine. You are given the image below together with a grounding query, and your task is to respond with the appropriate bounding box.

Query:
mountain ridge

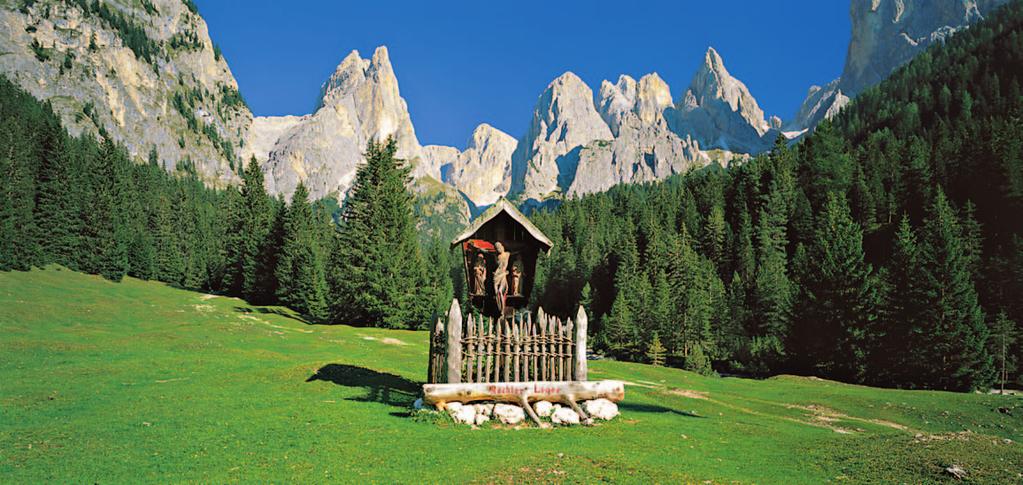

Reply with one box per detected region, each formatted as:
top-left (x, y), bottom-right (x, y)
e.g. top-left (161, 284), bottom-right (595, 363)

top-left (0, 0), bottom-right (1009, 214)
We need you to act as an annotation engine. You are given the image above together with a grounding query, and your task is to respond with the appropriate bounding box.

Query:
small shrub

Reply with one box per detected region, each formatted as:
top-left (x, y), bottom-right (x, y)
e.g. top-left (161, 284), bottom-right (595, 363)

top-left (30, 38), bottom-right (50, 62)
top-left (684, 343), bottom-right (714, 376)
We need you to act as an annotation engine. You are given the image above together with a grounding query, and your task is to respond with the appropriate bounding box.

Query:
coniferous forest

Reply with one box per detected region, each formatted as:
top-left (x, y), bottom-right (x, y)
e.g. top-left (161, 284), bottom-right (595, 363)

top-left (0, 76), bottom-right (448, 330)
top-left (2, 1), bottom-right (1023, 394)
top-left (527, 2), bottom-right (1023, 391)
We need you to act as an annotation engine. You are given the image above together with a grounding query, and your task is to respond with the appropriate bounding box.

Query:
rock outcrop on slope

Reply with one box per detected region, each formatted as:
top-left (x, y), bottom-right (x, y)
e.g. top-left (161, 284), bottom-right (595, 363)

top-left (510, 72), bottom-right (614, 202)
top-left (252, 47), bottom-right (424, 201)
top-left (787, 0), bottom-right (1008, 133)
top-left (570, 73), bottom-right (707, 197)
top-left (670, 47), bottom-right (773, 154)
top-left (0, 0), bottom-right (251, 185)
top-left (598, 73), bottom-right (674, 136)
top-left (432, 124), bottom-right (517, 207)
top-left (783, 80), bottom-right (850, 135)
top-left (840, 0), bottom-right (1008, 97)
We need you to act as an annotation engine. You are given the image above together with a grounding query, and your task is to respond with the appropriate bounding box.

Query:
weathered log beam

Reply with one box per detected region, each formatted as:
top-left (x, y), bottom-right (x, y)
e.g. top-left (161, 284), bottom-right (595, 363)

top-left (422, 380), bottom-right (625, 408)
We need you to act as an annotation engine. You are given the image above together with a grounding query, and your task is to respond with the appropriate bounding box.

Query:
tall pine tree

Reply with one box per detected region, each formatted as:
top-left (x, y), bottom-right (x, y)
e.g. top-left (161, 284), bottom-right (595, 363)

top-left (276, 183), bottom-right (329, 321)
top-left (329, 137), bottom-right (431, 329)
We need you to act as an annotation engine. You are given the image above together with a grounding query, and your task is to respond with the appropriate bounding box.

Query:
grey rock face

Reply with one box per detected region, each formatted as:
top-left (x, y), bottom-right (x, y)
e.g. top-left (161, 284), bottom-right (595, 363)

top-left (254, 46), bottom-right (424, 201)
top-left (569, 120), bottom-right (706, 197)
top-left (511, 72), bottom-right (613, 202)
top-left (438, 124), bottom-right (517, 207)
top-left (0, 0), bottom-right (251, 186)
top-left (419, 144), bottom-right (459, 182)
top-left (670, 47), bottom-right (771, 154)
top-left (789, 0), bottom-right (1006, 133)
top-left (840, 0), bottom-right (1007, 97)
top-left (784, 79), bottom-right (850, 134)
top-left (597, 74), bottom-right (637, 137)
top-left (571, 71), bottom-right (706, 197)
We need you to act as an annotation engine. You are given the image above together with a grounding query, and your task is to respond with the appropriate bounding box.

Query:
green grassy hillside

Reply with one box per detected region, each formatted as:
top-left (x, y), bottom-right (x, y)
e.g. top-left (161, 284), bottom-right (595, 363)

top-left (1, 268), bottom-right (1020, 483)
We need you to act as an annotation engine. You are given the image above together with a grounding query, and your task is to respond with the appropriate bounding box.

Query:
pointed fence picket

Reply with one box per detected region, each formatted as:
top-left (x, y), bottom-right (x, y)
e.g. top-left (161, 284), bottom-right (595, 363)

top-left (427, 299), bottom-right (589, 384)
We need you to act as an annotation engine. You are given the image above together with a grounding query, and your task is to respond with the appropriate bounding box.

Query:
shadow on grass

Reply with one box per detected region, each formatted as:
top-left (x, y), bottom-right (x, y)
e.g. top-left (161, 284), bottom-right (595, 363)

top-left (619, 402), bottom-right (704, 418)
top-left (306, 364), bottom-right (420, 410)
top-left (234, 306), bottom-right (309, 324)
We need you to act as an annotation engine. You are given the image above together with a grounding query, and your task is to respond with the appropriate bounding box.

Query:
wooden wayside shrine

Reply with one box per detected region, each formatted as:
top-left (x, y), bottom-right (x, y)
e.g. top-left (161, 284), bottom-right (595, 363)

top-left (423, 199), bottom-right (624, 426)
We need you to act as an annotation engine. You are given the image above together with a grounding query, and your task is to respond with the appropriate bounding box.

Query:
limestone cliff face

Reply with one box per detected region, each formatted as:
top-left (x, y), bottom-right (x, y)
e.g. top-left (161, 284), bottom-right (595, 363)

top-left (840, 0), bottom-right (1007, 96)
top-left (788, 0), bottom-right (1007, 132)
top-left (572, 72), bottom-right (706, 197)
top-left (784, 80), bottom-right (850, 134)
top-left (252, 47), bottom-right (424, 200)
top-left (0, 0), bottom-right (252, 185)
top-left (510, 72), bottom-right (613, 202)
top-left (670, 47), bottom-right (772, 154)
top-left (433, 124), bottom-right (517, 207)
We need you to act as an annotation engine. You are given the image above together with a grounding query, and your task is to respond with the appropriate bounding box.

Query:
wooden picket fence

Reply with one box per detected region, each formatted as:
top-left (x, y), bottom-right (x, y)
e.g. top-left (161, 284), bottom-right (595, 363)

top-left (427, 300), bottom-right (589, 384)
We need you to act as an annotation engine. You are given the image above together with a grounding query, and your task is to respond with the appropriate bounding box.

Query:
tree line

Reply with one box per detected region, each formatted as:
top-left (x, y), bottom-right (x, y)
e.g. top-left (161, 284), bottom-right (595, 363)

top-left (526, 2), bottom-right (1023, 391)
top-left (0, 75), bottom-right (450, 330)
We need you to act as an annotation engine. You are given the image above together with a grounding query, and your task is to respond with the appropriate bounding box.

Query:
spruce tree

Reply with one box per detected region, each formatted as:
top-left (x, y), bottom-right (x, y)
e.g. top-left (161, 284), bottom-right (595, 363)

top-left (702, 203), bottom-right (727, 273)
top-left (329, 137), bottom-right (430, 329)
top-left (646, 333), bottom-right (666, 366)
top-left (916, 189), bottom-right (994, 390)
top-left (276, 183), bottom-right (329, 321)
top-left (684, 342), bottom-right (713, 376)
top-left (991, 311), bottom-right (1017, 394)
top-left (791, 193), bottom-right (880, 382)
top-left (0, 118), bottom-right (39, 271)
top-left (220, 186), bottom-right (245, 294)
top-left (879, 216), bottom-right (927, 386)
top-left (238, 157), bottom-right (274, 303)
top-left (79, 139), bottom-right (128, 281)
top-left (32, 120), bottom-right (80, 267)
top-left (151, 192), bottom-right (184, 283)
top-left (752, 183), bottom-right (791, 369)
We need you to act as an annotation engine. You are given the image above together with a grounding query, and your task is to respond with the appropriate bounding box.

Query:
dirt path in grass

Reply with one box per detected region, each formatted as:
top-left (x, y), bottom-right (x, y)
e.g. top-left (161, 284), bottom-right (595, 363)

top-left (653, 385), bottom-right (923, 436)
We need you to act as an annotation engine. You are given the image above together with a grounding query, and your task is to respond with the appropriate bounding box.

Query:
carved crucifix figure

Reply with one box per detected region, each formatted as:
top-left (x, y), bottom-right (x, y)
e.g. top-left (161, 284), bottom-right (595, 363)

top-left (471, 253), bottom-right (487, 296)
top-left (493, 242), bottom-right (510, 314)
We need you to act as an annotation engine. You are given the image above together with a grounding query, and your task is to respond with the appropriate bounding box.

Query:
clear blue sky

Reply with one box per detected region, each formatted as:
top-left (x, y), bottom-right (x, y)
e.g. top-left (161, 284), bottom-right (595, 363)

top-left (196, 1), bottom-right (851, 148)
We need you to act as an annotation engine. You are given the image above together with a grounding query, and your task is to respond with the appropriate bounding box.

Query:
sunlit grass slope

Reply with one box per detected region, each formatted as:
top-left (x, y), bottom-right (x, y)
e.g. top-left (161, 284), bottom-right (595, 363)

top-left (1, 268), bottom-right (1020, 483)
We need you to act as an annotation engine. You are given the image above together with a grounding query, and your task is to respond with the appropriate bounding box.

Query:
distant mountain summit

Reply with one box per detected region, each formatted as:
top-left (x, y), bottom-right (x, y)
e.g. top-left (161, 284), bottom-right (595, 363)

top-left (248, 46), bottom-right (424, 201)
top-left (671, 47), bottom-right (774, 154)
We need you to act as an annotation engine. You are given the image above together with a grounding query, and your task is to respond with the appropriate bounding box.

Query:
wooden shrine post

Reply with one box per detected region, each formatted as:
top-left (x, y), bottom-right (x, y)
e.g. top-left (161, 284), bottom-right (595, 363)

top-left (446, 299), bottom-right (462, 384)
top-left (575, 305), bottom-right (588, 381)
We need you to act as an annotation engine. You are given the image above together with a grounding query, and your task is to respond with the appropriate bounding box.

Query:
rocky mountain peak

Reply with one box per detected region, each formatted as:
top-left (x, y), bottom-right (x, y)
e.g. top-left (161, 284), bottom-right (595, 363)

top-left (598, 74), bottom-right (637, 135)
top-left (635, 72), bottom-right (673, 125)
top-left (469, 123), bottom-right (512, 151)
top-left (532, 71), bottom-right (611, 146)
top-left (669, 46), bottom-right (771, 153)
top-left (255, 44), bottom-right (421, 200)
top-left (319, 49), bottom-right (370, 107)
top-left (512, 71), bottom-right (612, 201)
top-left (687, 47), bottom-right (769, 135)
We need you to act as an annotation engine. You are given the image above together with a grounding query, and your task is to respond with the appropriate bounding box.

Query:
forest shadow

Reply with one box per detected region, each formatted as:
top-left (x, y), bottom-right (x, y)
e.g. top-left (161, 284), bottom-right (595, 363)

top-left (618, 401), bottom-right (704, 418)
top-left (306, 364), bottom-right (420, 410)
top-left (234, 306), bottom-right (309, 324)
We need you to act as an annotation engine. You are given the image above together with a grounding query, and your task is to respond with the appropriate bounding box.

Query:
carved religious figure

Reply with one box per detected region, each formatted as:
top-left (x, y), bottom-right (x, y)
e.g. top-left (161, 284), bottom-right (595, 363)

top-left (510, 258), bottom-right (523, 296)
top-left (471, 253), bottom-right (487, 296)
top-left (493, 242), bottom-right (510, 313)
